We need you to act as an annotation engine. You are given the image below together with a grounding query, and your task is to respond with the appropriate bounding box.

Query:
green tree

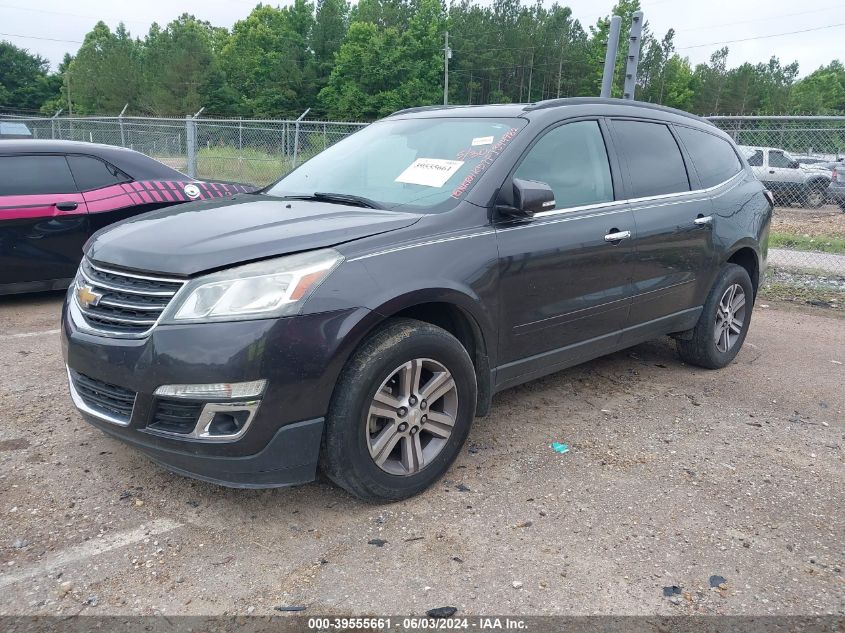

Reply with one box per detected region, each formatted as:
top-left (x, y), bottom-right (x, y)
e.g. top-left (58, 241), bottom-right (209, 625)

top-left (0, 41), bottom-right (60, 113)
top-left (65, 22), bottom-right (141, 115)
top-left (221, 3), bottom-right (314, 117)
top-left (791, 60), bottom-right (845, 114)
top-left (319, 0), bottom-right (444, 119)
top-left (141, 14), bottom-right (234, 115)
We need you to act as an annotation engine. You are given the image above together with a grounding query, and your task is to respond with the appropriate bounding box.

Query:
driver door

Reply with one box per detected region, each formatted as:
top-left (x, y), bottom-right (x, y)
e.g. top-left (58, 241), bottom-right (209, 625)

top-left (0, 154), bottom-right (89, 288)
top-left (494, 119), bottom-right (635, 388)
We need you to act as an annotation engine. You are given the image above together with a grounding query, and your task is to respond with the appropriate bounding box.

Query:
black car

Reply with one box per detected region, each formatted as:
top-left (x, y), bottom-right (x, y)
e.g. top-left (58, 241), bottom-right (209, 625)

top-left (0, 140), bottom-right (254, 295)
top-left (62, 98), bottom-right (772, 501)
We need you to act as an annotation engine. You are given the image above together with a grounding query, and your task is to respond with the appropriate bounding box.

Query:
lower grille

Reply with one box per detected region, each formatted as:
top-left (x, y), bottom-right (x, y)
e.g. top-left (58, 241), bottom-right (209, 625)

top-left (148, 399), bottom-right (204, 435)
top-left (70, 370), bottom-right (136, 423)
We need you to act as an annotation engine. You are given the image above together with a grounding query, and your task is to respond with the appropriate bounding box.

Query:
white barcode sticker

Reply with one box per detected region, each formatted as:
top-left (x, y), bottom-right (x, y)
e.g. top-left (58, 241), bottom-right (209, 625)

top-left (395, 158), bottom-right (465, 188)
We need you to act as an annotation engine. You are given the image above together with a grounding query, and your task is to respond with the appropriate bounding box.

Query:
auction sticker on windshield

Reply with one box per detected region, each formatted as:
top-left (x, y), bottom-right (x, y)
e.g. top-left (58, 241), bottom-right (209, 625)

top-left (395, 158), bottom-right (465, 188)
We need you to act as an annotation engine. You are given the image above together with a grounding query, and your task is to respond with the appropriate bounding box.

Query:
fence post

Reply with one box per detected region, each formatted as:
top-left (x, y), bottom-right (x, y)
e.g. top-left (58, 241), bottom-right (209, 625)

top-left (118, 103), bottom-right (128, 147)
top-left (292, 108), bottom-right (311, 168)
top-left (185, 107), bottom-right (204, 179)
top-left (186, 115), bottom-right (196, 178)
top-left (50, 108), bottom-right (63, 140)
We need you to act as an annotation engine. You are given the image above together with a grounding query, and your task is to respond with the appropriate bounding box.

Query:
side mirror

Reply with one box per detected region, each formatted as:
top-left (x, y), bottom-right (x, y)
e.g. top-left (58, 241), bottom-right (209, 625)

top-left (788, 160), bottom-right (800, 169)
top-left (502, 178), bottom-right (556, 217)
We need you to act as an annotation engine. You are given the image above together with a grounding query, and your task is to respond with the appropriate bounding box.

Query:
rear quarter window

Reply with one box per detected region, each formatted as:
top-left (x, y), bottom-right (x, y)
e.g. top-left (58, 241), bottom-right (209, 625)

top-left (67, 155), bottom-right (130, 191)
top-left (676, 126), bottom-right (743, 188)
top-left (0, 155), bottom-right (77, 196)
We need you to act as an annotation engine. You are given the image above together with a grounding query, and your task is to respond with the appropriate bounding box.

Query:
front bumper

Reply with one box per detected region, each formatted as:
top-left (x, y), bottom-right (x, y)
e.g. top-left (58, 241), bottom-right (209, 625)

top-left (62, 292), bottom-right (374, 487)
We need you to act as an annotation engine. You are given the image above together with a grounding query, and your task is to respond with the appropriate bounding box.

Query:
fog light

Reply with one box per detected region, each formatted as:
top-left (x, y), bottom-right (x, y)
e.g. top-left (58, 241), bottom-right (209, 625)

top-left (154, 380), bottom-right (266, 400)
top-left (207, 410), bottom-right (252, 436)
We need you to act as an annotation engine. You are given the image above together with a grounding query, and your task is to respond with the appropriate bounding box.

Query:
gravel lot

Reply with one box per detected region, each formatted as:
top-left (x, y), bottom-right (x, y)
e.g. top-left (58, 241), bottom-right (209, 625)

top-left (0, 293), bottom-right (843, 617)
top-left (772, 204), bottom-right (845, 239)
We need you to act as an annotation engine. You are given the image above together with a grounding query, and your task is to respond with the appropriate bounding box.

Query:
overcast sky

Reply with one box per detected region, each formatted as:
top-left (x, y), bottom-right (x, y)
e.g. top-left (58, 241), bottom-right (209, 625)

top-left (1, 0), bottom-right (843, 76)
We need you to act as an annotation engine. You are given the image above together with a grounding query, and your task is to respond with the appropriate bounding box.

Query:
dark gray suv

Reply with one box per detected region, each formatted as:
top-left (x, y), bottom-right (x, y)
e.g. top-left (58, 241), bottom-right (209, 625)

top-left (62, 98), bottom-right (772, 501)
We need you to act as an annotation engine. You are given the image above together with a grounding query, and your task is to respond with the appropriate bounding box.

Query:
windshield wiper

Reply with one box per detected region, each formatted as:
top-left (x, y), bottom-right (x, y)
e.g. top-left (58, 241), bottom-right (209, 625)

top-left (279, 192), bottom-right (383, 210)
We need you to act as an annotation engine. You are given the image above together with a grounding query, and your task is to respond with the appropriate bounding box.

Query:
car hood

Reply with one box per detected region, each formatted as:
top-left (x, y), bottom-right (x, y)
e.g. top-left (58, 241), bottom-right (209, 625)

top-left (85, 194), bottom-right (422, 276)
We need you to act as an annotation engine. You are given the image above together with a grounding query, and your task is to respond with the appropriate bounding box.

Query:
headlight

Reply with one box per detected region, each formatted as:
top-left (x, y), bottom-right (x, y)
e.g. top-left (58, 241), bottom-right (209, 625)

top-left (161, 249), bottom-right (342, 323)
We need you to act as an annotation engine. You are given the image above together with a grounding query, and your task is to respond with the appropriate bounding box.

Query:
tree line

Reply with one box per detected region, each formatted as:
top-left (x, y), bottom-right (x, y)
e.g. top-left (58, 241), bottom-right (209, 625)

top-left (1, 0), bottom-right (844, 121)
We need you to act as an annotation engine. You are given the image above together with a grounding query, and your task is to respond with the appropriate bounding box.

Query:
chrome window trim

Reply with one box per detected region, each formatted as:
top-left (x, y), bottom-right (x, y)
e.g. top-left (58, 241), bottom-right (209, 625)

top-left (66, 366), bottom-right (133, 427)
top-left (533, 170), bottom-right (745, 219)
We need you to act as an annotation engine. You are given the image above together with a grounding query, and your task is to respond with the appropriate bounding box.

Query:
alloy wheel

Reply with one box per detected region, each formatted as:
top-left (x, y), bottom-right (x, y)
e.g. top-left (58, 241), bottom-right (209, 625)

top-left (806, 189), bottom-right (825, 208)
top-left (714, 283), bottom-right (747, 353)
top-left (365, 358), bottom-right (459, 476)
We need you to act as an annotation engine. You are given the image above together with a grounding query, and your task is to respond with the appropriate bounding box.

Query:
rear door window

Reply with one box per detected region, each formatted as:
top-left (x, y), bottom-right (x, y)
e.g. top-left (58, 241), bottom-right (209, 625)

top-left (0, 155), bottom-right (77, 195)
top-left (611, 120), bottom-right (690, 198)
top-left (768, 150), bottom-right (793, 168)
top-left (67, 155), bottom-right (130, 191)
top-left (675, 126), bottom-right (743, 188)
top-left (512, 120), bottom-right (614, 210)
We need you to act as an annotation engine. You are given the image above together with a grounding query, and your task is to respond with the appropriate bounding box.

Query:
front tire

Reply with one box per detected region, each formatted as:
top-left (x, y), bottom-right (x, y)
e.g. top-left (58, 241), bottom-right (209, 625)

top-left (676, 264), bottom-right (754, 369)
top-left (321, 318), bottom-right (477, 502)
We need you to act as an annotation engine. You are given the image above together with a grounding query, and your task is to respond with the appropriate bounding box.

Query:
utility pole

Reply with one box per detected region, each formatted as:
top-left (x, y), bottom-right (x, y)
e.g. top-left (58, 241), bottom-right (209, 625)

top-left (66, 68), bottom-right (73, 116)
top-left (623, 11), bottom-right (644, 100)
top-left (557, 54), bottom-right (563, 98)
top-left (443, 31), bottom-right (451, 105)
top-left (527, 49), bottom-right (534, 102)
top-left (600, 15), bottom-right (622, 98)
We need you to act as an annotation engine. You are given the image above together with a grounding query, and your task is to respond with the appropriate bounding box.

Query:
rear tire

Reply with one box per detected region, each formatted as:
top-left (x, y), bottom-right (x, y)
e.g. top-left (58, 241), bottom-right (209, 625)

top-left (803, 184), bottom-right (826, 208)
top-left (321, 318), bottom-right (476, 502)
top-left (676, 264), bottom-right (754, 369)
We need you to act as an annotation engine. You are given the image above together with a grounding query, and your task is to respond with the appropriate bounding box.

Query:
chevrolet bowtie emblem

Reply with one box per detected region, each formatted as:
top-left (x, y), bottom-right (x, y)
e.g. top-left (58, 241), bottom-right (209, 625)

top-left (76, 284), bottom-right (103, 309)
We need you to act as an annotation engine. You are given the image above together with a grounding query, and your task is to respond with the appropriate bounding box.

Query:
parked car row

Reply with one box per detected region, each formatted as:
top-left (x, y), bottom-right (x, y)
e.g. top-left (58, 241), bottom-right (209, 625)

top-left (739, 145), bottom-right (844, 210)
top-left (0, 140), bottom-right (255, 296)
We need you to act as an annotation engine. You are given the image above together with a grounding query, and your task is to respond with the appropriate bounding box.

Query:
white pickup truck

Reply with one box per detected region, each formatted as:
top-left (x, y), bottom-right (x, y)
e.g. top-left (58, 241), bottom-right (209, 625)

top-left (738, 145), bottom-right (832, 208)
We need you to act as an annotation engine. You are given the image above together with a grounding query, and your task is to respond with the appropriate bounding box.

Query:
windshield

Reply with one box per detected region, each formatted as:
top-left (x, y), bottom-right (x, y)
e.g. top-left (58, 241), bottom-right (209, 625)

top-left (266, 117), bottom-right (525, 212)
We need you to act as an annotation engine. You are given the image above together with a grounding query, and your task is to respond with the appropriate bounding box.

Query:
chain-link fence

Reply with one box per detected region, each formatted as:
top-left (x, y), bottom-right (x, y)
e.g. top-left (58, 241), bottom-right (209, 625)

top-left (3, 112), bottom-right (844, 302)
top-left (2, 115), bottom-right (367, 187)
top-left (709, 116), bottom-right (845, 305)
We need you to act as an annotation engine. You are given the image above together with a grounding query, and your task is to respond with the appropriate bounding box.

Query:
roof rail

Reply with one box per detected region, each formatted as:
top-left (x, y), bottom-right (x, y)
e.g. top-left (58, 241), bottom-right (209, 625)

top-left (524, 97), bottom-right (711, 125)
top-left (388, 104), bottom-right (470, 116)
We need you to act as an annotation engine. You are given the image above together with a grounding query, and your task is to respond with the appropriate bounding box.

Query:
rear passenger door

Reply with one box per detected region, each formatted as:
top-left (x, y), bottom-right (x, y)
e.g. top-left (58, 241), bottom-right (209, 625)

top-left (0, 155), bottom-right (88, 288)
top-left (608, 119), bottom-right (716, 337)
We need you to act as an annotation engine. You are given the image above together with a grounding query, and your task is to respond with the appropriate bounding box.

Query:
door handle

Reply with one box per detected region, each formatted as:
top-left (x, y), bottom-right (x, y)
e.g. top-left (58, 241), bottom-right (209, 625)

top-left (55, 201), bottom-right (78, 211)
top-left (694, 215), bottom-right (713, 226)
top-left (768, 170), bottom-right (775, 174)
top-left (604, 229), bottom-right (631, 243)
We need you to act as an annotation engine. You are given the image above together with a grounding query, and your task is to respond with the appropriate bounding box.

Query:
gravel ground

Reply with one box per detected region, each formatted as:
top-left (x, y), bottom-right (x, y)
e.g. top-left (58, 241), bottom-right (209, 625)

top-left (0, 293), bottom-right (843, 617)
top-left (772, 205), bottom-right (845, 239)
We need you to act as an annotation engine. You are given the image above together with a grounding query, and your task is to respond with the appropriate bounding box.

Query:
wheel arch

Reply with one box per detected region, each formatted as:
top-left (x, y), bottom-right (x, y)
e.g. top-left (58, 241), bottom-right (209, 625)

top-left (725, 244), bottom-right (761, 297)
top-left (362, 290), bottom-right (495, 417)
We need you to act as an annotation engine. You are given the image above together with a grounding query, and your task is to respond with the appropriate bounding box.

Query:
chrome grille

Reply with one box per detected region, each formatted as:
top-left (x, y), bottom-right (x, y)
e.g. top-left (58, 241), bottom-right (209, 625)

top-left (75, 259), bottom-right (185, 336)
